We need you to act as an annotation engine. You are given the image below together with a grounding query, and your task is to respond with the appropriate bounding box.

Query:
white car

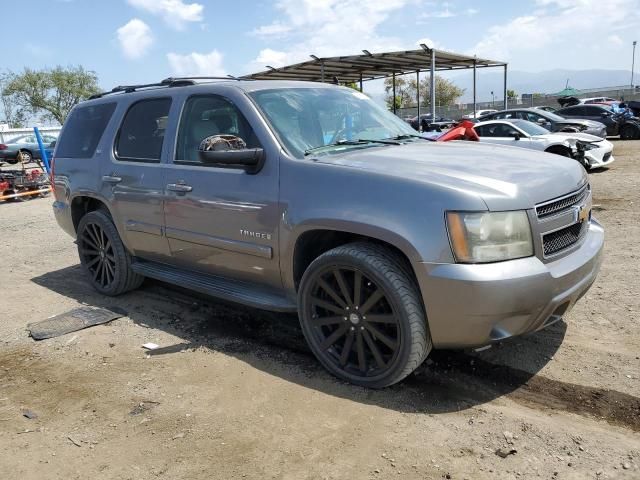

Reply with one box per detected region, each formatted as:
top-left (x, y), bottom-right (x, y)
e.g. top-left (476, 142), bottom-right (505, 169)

top-left (463, 109), bottom-right (498, 119)
top-left (473, 119), bottom-right (614, 169)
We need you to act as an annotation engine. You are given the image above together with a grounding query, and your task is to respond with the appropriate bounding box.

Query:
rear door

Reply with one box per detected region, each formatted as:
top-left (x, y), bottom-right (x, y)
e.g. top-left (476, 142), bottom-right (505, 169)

top-left (161, 91), bottom-right (281, 288)
top-left (99, 97), bottom-right (173, 261)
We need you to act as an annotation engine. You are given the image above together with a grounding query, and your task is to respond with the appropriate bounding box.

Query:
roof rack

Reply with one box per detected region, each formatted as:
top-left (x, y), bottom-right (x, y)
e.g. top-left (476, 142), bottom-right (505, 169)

top-left (89, 75), bottom-right (248, 100)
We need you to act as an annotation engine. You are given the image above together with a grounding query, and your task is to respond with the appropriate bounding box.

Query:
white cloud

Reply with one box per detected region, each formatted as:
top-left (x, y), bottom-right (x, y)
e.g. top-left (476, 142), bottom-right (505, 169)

top-left (116, 19), bottom-right (153, 60)
top-left (127, 0), bottom-right (203, 29)
top-left (608, 34), bottom-right (624, 46)
top-left (167, 50), bottom-right (226, 76)
top-left (469, 0), bottom-right (640, 69)
top-left (254, 48), bottom-right (291, 68)
top-left (418, 2), bottom-right (478, 21)
top-left (250, 22), bottom-right (292, 38)
top-left (246, 0), bottom-right (410, 72)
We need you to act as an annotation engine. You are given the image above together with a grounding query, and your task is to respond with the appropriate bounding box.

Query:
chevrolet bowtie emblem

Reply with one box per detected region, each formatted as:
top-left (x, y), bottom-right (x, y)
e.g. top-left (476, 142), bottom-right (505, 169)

top-left (578, 205), bottom-right (590, 223)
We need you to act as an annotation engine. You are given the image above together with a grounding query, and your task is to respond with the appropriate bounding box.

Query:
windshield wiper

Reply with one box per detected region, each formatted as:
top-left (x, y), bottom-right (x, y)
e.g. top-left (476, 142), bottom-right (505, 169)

top-left (386, 134), bottom-right (431, 141)
top-left (304, 138), bottom-right (400, 156)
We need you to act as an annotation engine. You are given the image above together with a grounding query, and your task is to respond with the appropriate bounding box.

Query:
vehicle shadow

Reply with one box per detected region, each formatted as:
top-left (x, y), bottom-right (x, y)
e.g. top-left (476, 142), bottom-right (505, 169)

top-left (31, 264), bottom-right (566, 415)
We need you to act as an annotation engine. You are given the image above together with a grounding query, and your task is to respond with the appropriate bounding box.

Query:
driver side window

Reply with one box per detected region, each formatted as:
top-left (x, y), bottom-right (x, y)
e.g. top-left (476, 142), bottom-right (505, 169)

top-left (175, 95), bottom-right (261, 164)
top-left (480, 124), bottom-right (519, 137)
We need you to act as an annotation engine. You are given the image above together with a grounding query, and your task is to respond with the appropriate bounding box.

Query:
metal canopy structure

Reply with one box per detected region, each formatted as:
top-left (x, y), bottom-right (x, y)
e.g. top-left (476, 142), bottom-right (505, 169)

top-left (243, 46), bottom-right (508, 122)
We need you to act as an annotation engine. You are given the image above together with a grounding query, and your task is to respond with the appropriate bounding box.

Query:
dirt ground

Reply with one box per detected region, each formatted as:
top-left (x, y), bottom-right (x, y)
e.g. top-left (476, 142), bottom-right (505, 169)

top-left (1, 142), bottom-right (639, 480)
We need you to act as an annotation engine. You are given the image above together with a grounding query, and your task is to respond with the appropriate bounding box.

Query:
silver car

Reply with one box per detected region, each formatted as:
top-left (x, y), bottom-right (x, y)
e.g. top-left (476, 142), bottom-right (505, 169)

top-left (51, 79), bottom-right (603, 388)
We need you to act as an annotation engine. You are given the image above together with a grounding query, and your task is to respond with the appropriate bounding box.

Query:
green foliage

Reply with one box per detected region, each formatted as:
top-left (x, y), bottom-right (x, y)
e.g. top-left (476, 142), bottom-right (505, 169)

top-left (383, 75), bottom-right (414, 109)
top-left (507, 89), bottom-right (517, 99)
top-left (0, 71), bottom-right (28, 128)
top-left (341, 82), bottom-right (360, 90)
top-left (4, 66), bottom-right (100, 125)
top-left (384, 74), bottom-right (465, 109)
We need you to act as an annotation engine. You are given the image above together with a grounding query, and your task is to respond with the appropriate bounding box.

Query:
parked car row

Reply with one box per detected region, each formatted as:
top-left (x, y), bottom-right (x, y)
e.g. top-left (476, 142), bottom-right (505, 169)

top-left (477, 108), bottom-right (608, 138)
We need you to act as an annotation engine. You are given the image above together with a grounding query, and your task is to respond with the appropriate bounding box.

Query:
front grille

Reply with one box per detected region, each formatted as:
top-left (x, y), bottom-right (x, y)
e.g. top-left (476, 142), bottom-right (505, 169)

top-left (542, 222), bottom-right (586, 256)
top-left (536, 183), bottom-right (589, 219)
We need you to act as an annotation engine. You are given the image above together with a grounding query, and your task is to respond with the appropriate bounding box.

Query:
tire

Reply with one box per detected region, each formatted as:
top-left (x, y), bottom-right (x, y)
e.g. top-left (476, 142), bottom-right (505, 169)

top-left (298, 242), bottom-right (431, 388)
top-left (77, 210), bottom-right (143, 296)
top-left (619, 124), bottom-right (639, 140)
top-left (18, 150), bottom-right (32, 163)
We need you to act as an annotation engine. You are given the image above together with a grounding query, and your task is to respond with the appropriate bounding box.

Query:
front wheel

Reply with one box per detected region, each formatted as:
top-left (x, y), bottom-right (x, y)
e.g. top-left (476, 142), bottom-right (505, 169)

top-left (298, 243), bottom-right (431, 388)
top-left (77, 210), bottom-right (143, 296)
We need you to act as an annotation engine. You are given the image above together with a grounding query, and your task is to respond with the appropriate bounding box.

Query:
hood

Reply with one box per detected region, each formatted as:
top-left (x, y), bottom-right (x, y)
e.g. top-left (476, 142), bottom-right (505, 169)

top-left (556, 118), bottom-right (605, 129)
top-left (313, 141), bottom-right (587, 211)
top-left (550, 131), bottom-right (604, 143)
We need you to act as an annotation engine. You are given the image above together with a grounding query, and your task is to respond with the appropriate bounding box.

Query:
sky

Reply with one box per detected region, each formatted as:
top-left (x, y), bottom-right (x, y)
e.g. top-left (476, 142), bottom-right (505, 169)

top-left (2, 0), bottom-right (640, 97)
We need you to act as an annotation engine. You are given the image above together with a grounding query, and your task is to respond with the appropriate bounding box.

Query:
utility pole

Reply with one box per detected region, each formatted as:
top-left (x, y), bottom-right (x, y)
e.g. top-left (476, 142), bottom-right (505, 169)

top-left (632, 41), bottom-right (637, 88)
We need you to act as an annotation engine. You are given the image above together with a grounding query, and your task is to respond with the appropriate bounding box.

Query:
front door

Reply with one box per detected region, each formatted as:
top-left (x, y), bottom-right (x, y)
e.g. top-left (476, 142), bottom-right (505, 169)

top-left (162, 93), bottom-right (281, 289)
top-left (100, 97), bottom-right (172, 261)
top-left (476, 123), bottom-right (532, 148)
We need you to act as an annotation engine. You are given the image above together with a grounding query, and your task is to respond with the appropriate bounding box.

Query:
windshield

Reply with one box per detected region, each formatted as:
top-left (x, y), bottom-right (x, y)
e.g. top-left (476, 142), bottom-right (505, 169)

top-left (249, 87), bottom-right (417, 158)
top-left (540, 110), bottom-right (566, 121)
top-left (513, 120), bottom-right (550, 136)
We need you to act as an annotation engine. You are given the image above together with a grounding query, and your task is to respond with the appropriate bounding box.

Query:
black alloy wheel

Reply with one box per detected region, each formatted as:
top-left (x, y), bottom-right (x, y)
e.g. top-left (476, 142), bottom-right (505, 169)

top-left (299, 243), bottom-right (431, 388)
top-left (79, 220), bottom-right (117, 290)
top-left (77, 210), bottom-right (143, 296)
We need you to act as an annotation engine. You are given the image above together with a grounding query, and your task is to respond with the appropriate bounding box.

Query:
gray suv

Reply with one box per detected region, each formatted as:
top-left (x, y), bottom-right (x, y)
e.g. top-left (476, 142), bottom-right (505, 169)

top-left (52, 78), bottom-right (604, 388)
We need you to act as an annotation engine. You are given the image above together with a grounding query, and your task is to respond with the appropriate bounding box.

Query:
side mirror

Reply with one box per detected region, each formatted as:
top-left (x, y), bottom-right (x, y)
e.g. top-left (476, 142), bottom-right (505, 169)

top-left (49, 140), bottom-right (56, 148)
top-left (198, 135), bottom-right (264, 174)
top-left (512, 132), bottom-right (521, 140)
top-left (536, 118), bottom-right (547, 125)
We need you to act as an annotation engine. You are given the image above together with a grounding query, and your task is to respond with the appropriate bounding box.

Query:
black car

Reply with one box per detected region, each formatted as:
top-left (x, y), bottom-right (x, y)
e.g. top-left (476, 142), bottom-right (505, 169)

top-left (556, 104), bottom-right (640, 139)
top-left (478, 108), bottom-right (607, 138)
top-left (408, 114), bottom-right (455, 132)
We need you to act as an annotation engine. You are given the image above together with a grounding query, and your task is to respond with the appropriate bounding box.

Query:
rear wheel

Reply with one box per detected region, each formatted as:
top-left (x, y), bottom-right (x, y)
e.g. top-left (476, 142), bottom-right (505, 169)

top-left (620, 124), bottom-right (639, 140)
top-left (77, 210), bottom-right (143, 296)
top-left (298, 243), bottom-right (431, 388)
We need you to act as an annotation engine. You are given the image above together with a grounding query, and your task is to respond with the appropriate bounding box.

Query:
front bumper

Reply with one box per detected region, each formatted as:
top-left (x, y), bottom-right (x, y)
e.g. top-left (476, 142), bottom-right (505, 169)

top-left (416, 219), bottom-right (604, 348)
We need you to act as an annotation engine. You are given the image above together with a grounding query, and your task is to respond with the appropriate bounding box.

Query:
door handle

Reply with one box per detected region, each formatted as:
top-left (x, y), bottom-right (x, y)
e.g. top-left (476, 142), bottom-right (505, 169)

top-left (167, 183), bottom-right (193, 193)
top-left (102, 175), bottom-right (122, 184)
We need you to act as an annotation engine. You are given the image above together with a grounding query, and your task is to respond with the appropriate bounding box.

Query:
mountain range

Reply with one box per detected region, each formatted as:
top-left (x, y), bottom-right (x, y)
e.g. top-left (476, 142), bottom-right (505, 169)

top-left (447, 69), bottom-right (638, 102)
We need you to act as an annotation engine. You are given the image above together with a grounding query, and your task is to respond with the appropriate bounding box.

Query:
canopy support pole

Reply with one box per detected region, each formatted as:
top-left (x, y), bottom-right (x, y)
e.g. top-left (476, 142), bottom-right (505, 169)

top-left (503, 63), bottom-right (508, 110)
top-left (359, 73), bottom-right (363, 92)
top-left (416, 71), bottom-right (420, 130)
top-left (430, 49), bottom-right (436, 119)
top-left (473, 58), bottom-right (477, 118)
top-left (392, 73), bottom-right (397, 114)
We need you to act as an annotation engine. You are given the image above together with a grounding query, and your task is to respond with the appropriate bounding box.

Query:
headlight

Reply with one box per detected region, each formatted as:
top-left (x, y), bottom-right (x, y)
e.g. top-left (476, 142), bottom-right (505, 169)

top-left (446, 211), bottom-right (533, 263)
top-left (578, 141), bottom-right (599, 151)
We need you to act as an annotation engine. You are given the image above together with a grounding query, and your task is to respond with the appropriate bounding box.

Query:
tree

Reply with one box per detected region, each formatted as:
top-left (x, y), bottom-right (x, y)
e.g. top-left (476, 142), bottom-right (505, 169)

top-left (507, 89), bottom-right (517, 100)
top-left (384, 74), bottom-right (464, 109)
top-left (0, 71), bottom-right (28, 128)
top-left (383, 75), bottom-right (414, 109)
top-left (4, 66), bottom-right (100, 125)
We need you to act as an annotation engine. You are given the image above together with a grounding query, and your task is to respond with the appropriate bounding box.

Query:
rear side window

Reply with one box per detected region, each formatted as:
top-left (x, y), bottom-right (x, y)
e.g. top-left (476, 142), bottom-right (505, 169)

top-left (115, 98), bottom-right (171, 162)
top-left (56, 102), bottom-right (116, 158)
